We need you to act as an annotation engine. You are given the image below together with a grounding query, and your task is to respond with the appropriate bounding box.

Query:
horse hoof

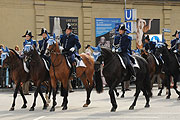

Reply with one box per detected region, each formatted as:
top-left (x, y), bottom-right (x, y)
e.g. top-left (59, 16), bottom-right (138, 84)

top-left (83, 104), bottom-right (88, 107)
top-left (21, 104), bottom-right (27, 109)
top-left (166, 96), bottom-right (170, 99)
top-left (29, 107), bottom-right (34, 111)
top-left (177, 96), bottom-right (180, 100)
top-left (9, 107), bottom-right (14, 111)
top-left (145, 104), bottom-right (150, 108)
top-left (50, 107), bottom-right (55, 112)
top-left (43, 106), bottom-right (47, 110)
top-left (121, 95), bottom-right (124, 98)
top-left (116, 93), bottom-right (120, 97)
top-left (110, 107), bottom-right (116, 112)
top-left (62, 106), bottom-right (67, 110)
top-left (157, 93), bottom-right (161, 96)
top-left (129, 106), bottom-right (134, 110)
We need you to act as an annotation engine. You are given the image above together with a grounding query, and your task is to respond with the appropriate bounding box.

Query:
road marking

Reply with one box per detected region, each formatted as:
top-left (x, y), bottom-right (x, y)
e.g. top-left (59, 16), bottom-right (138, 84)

top-left (33, 116), bottom-right (45, 120)
top-left (0, 113), bottom-right (12, 117)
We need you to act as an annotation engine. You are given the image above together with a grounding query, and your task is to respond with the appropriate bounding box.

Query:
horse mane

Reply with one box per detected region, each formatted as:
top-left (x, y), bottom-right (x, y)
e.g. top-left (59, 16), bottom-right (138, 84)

top-left (101, 47), bottom-right (114, 57)
top-left (9, 48), bottom-right (22, 60)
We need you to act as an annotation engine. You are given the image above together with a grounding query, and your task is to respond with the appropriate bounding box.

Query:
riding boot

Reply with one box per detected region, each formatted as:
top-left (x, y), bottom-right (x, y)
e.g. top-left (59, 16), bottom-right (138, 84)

top-left (72, 64), bottom-right (77, 80)
top-left (128, 64), bottom-right (136, 82)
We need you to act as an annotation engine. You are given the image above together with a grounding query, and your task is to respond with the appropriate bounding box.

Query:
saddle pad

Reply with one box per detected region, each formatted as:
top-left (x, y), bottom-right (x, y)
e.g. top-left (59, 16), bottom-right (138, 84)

top-left (66, 57), bottom-right (86, 68)
top-left (117, 54), bottom-right (126, 69)
top-left (23, 60), bottom-right (29, 73)
top-left (132, 56), bottom-right (140, 69)
top-left (42, 58), bottom-right (50, 71)
top-left (152, 54), bottom-right (159, 66)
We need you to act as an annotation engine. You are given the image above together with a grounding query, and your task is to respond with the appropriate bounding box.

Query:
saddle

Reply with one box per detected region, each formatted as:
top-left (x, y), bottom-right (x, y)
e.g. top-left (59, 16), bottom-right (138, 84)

top-left (116, 53), bottom-right (140, 69)
top-left (65, 55), bottom-right (86, 68)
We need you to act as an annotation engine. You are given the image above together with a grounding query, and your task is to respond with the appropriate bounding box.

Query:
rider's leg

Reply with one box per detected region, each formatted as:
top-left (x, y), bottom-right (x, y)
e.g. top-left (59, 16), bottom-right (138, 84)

top-left (70, 54), bottom-right (77, 79)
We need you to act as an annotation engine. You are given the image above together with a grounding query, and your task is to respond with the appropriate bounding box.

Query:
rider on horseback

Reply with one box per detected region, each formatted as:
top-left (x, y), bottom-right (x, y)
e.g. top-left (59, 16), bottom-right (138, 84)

top-left (38, 28), bottom-right (51, 67)
top-left (143, 35), bottom-right (156, 54)
top-left (171, 30), bottom-right (180, 51)
top-left (59, 23), bottom-right (81, 79)
top-left (22, 30), bottom-right (37, 48)
top-left (112, 24), bottom-right (136, 81)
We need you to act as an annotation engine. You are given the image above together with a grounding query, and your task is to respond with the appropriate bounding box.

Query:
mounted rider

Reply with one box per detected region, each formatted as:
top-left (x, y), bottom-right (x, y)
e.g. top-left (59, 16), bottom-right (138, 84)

top-left (143, 35), bottom-right (156, 54)
top-left (112, 24), bottom-right (136, 81)
top-left (171, 30), bottom-right (180, 67)
top-left (171, 30), bottom-right (180, 51)
top-left (38, 28), bottom-right (51, 66)
top-left (22, 30), bottom-right (37, 48)
top-left (59, 23), bottom-right (81, 79)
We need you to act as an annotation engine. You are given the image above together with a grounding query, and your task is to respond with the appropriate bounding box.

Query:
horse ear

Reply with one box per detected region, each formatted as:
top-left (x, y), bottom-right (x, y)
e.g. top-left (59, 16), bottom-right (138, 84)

top-left (5, 47), bottom-right (9, 53)
top-left (53, 33), bottom-right (56, 40)
top-left (1, 47), bottom-right (5, 52)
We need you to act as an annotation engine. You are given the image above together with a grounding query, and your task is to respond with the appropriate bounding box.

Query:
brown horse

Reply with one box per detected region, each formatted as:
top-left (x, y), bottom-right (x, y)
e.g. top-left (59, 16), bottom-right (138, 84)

top-left (46, 40), bottom-right (94, 111)
top-left (2, 49), bottom-right (29, 111)
top-left (23, 46), bottom-right (51, 111)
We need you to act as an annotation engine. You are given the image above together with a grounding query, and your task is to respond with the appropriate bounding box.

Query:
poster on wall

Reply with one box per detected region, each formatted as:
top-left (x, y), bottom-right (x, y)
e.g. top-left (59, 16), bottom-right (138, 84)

top-left (49, 16), bottom-right (78, 36)
top-left (95, 18), bottom-right (121, 48)
top-left (136, 19), bottom-right (160, 49)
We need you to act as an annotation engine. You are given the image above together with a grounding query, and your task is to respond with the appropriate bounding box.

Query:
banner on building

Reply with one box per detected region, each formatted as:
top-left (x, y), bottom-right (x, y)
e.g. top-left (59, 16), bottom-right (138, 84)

top-left (49, 16), bottom-right (78, 36)
top-left (95, 18), bottom-right (121, 48)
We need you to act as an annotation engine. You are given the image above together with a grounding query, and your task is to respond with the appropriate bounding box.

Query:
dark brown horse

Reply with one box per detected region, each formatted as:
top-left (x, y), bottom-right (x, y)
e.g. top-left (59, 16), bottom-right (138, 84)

top-left (2, 49), bottom-right (29, 111)
top-left (23, 46), bottom-right (51, 111)
top-left (45, 40), bottom-right (95, 111)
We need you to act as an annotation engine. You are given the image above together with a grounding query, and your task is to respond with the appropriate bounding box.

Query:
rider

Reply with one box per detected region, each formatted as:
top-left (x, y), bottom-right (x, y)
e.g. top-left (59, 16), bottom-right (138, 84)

top-left (171, 30), bottom-right (180, 51)
top-left (143, 35), bottom-right (156, 54)
top-left (112, 24), bottom-right (136, 81)
top-left (59, 23), bottom-right (81, 79)
top-left (38, 28), bottom-right (51, 66)
top-left (22, 30), bottom-right (37, 48)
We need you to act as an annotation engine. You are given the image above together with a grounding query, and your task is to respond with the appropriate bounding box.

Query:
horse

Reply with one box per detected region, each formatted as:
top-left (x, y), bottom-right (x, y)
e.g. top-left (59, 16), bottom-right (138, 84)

top-left (141, 49), bottom-right (166, 96)
top-left (2, 49), bottom-right (29, 111)
top-left (155, 43), bottom-right (180, 99)
top-left (23, 45), bottom-right (51, 111)
top-left (45, 39), bottom-right (95, 112)
top-left (94, 47), bottom-right (152, 112)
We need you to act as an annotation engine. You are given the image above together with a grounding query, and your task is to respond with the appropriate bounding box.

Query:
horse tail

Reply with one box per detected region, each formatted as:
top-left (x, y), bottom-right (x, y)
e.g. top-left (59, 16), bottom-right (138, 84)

top-left (94, 68), bottom-right (103, 93)
top-left (144, 64), bottom-right (152, 97)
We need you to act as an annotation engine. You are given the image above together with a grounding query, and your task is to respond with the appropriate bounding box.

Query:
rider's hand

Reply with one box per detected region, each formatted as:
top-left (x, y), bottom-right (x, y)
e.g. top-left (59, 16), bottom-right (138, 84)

top-left (59, 46), bottom-right (64, 50)
top-left (70, 47), bottom-right (75, 52)
top-left (112, 48), bottom-right (115, 53)
top-left (116, 48), bottom-right (121, 53)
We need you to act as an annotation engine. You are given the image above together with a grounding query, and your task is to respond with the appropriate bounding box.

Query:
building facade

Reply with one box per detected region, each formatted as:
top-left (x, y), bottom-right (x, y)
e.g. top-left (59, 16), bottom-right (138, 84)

top-left (0, 0), bottom-right (180, 52)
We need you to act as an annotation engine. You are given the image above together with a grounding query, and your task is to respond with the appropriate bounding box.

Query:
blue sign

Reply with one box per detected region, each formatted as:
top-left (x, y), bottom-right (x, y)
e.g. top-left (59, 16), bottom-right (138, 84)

top-left (124, 9), bottom-right (137, 21)
top-left (126, 22), bottom-right (132, 33)
top-left (163, 28), bottom-right (171, 33)
top-left (95, 18), bottom-right (121, 37)
top-left (151, 36), bottom-right (160, 43)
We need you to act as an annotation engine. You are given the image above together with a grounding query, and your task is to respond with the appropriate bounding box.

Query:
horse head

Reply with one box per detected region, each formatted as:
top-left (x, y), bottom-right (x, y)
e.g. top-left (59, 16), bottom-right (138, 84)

top-left (23, 44), bottom-right (35, 63)
top-left (1, 47), bottom-right (11, 68)
top-left (46, 35), bottom-right (60, 56)
top-left (155, 43), bottom-right (168, 57)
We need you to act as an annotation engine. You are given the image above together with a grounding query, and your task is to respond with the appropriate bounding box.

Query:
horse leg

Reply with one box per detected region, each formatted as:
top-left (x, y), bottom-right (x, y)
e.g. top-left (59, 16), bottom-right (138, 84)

top-left (129, 88), bottom-right (140, 110)
top-left (114, 88), bottom-right (119, 97)
top-left (158, 82), bottom-right (164, 96)
top-left (142, 89), bottom-right (150, 108)
top-left (39, 86), bottom-right (48, 110)
top-left (19, 86), bottom-right (27, 109)
top-left (80, 75), bottom-right (93, 107)
top-left (172, 77), bottom-right (180, 99)
top-left (50, 80), bottom-right (57, 112)
top-left (9, 82), bottom-right (20, 111)
top-left (61, 80), bottom-right (68, 110)
top-left (108, 79), bottom-right (119, 112)
top-left (29, 83), bottom-right (41, 111)
top-left (166, 75), bottom-right (171, 99)
top-left (121, 82), bottom-right (125, 98)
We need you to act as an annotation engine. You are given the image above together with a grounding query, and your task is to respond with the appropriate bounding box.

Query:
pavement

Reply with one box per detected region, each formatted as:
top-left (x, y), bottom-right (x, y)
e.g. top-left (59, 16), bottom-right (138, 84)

top-left (0, 86), bottom-right (180, 120)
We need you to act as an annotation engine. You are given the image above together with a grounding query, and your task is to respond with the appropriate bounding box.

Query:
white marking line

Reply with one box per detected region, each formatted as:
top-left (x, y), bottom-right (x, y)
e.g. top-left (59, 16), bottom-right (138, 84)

top-left (45, 116), bottom-right (158, 119)
top-left (33, 116), bottom-right (45, 120)
top-left (0, 113), bottom-right (12, 117)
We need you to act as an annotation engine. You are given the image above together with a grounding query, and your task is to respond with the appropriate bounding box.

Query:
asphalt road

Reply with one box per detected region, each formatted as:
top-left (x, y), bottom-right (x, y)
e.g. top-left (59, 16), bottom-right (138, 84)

top-left (0, 86), bottom-right (180, 120)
